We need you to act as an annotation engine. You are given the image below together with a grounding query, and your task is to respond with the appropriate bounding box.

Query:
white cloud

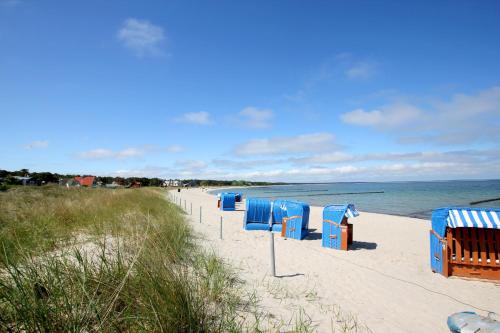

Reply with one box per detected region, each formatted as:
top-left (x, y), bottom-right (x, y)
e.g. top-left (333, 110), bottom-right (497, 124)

top-left (117, 18), bottom-right (165, 57)
top-left (104, 147), bottom-right (500, 181)
top-left (24, 140), bottom-right (49, 149)
top-left (218, 160), bottom-right (497, 182)
top-left (166, 145), bottom-right (184, 153)
top-left (212, 158), bottom-right (286, 170)
top-left (79, 149), bottom-right (114, 159)
top-left (290, 151), bottom-right (353, 164)
top-left (175, 159), bottom-right (207, 171)
top-left (111, 165), bottom-right (173, 178)
top-left (345, 62), bottom-right (377, 80)
top-left (341, 86), bottom-right (500, 144)
top-left (340, 108), bottom-right (383, 126)
top-left (78, 144), bottom-right (184, 160)
top-left (234, 133), bottom-right (338, 156)
top-left (290, 148), bottom-right (500, 166)
top-left (117, 147), bottom-right (143, 158)
top-left (78, 147), bottom-right (145, 159)
top-left (110, 157), bottom-right (499, 182)
top-left (238, 107), bottom-right (274, 129)
top-left (175, 111), bottom-right (212, 125)
top-left (341, 103), bottom-right (422, 128)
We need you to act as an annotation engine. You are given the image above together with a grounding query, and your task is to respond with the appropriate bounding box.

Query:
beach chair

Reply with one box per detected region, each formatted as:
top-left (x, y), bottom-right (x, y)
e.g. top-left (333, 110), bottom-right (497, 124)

top-left (430, 207), bottom-right (500, 281)
top-left (218, 192), bottom-right (242, 207)
top-left (322, 204), bottom-right (359, 250)
top-left (220, 192), bottom-right (236, 211)
top-left (243, 198), bottom-right (272, 231)
top-left (271, 200), bottom-right (310, 240)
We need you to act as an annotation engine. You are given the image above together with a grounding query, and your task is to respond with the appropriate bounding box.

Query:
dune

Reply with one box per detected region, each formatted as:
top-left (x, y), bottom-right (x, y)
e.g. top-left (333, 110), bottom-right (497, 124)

top-left (170, 188), bottom-right (500, 332)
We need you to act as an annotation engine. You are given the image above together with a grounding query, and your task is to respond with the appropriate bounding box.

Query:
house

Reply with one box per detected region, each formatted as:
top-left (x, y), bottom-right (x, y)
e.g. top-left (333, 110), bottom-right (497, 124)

top-left (14, 176), bottom-right (32, 186)
top-left (163, 179), bottom-right (181, 187)
top-left (127, 181), bottom-right (141, 188)
top-left (105, 182), bottom-right (123, 189)
top-left (60, 178), bottom-right (78, 187)
top-left (74, 176), bottom-right (95, 187)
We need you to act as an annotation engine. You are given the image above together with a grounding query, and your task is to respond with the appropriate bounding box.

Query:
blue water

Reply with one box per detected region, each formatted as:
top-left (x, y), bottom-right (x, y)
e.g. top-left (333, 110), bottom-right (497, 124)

top-left (211, 180), bottom-right (500, 219)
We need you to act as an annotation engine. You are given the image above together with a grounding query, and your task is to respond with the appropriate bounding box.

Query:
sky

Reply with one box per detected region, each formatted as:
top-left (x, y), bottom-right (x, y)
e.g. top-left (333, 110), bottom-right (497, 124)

top-left (1, 0), bottom-right (500, 182)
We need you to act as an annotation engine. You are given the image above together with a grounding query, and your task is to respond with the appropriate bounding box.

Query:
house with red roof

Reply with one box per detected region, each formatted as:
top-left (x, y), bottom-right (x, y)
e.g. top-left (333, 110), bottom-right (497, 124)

top-left (74, 176), bottom-right (95, 187)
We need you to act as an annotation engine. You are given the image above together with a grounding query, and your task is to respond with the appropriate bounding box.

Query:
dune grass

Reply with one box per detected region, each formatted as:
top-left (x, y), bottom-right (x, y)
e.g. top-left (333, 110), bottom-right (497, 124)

top-left (0, 186), bottom-right (189, 264)
top-left (0, 186), bottom-right (246, 332)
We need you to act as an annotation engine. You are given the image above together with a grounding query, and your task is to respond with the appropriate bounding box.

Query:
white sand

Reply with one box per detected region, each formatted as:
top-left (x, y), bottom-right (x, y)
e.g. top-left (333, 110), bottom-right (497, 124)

top-left (170, 188), bottom-right (500, 332)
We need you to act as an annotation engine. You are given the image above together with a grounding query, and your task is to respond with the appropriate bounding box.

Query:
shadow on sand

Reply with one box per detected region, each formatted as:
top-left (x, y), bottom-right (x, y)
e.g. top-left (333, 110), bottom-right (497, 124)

top-left (302, 229), bottom-right (378, 251)
top-left (303, 228), bottom-right (321, 240)
top-left (276, 273), bottom-right (305, 279)
top-left (349, 241), bottom-right (377, 250)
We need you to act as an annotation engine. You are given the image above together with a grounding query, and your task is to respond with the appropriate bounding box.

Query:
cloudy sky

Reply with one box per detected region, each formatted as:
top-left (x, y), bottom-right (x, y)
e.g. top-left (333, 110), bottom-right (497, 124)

top-left (1, 1), bottom-right (499, 181)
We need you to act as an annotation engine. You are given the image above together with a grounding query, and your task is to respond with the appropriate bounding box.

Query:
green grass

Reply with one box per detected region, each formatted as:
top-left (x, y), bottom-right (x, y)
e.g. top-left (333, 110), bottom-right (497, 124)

top-left (0, 186), bottom-right (193, 264)
top-left (0, 186), bottom-right (244, 332)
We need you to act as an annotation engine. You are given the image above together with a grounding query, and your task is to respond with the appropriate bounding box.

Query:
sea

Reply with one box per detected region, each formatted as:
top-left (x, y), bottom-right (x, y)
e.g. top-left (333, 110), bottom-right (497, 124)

top-left (211, 180), bottom-right (500, 219)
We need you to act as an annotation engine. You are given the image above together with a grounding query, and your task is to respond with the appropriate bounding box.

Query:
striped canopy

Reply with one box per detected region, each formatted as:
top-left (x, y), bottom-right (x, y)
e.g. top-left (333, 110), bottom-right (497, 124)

top-left (447, 208), bottom-right (499, 229)
top-left (432, 207), bottom-right (500, 237)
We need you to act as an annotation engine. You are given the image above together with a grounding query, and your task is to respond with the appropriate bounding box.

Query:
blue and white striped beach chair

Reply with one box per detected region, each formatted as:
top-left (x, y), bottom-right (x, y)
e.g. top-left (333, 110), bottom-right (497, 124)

top-left (430, 207), bottom-right (500, 280)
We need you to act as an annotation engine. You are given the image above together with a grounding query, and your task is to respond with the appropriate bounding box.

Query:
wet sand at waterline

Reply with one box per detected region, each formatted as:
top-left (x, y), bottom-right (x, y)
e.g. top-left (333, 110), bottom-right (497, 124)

top-left (170, 188), bottom-right (499, 332)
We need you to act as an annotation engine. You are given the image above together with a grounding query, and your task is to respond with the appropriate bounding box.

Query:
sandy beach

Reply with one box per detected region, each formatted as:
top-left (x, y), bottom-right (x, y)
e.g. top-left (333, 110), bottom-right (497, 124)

top-left (170, 188), bottom-right (500, 332)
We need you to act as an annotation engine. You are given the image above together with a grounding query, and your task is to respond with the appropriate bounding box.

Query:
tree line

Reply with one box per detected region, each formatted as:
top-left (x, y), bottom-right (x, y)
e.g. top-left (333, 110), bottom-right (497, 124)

top-left (0, 169), bottom-right (284, 189)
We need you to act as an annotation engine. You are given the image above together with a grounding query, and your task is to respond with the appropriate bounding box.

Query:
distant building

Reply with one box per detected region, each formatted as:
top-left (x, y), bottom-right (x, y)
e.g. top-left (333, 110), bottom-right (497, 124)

top-left (14, 176), bottom-right (32, 186)
top-left (74, 176), bottom-right (95, 187)
top-left (105, 182), bottom-right (123, 189)
top-left (128, 181), bottom-right (141, 188)
top-left (164, 179), bottom-right (181, 187)
top-left (59, 178), bottom-right (78, 187)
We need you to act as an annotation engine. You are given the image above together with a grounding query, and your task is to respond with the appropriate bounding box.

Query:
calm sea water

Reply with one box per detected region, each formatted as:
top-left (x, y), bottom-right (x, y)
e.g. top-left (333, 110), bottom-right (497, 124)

top-left (211, 180), bottom-right (500, 219)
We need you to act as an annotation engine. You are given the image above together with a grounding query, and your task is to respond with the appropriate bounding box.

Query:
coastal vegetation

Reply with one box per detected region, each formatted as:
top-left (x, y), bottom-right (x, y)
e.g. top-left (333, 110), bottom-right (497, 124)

top-left (0, 186), bottom-right (248, 331)
top-left (0, 186), bottom-right (322, 332)
top-left (0, 169), bottom-right (284, 189)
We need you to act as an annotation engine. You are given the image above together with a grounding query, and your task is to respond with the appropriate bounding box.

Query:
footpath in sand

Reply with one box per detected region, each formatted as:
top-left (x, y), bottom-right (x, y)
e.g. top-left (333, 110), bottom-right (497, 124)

top-left (170, 188), bottom-right (500, 333)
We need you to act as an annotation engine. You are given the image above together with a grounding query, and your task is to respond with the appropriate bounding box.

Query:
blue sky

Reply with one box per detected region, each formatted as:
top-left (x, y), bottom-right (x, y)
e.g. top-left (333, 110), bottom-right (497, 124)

top-left (1, 0), bottom-right (499, 181)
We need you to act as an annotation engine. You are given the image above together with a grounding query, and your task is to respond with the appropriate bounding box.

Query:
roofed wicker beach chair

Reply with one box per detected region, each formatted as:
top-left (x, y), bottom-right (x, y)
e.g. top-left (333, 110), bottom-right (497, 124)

top-left (430, 207), bottom-right (500, 281)
top-left (243, 198), bottom-right (272, 231)
top-left (322, 204), bottom-right (359, 250)
top-left (219, 192), bottom-right (236, 211)
top-left (271, 199), bottom-right (310, 240)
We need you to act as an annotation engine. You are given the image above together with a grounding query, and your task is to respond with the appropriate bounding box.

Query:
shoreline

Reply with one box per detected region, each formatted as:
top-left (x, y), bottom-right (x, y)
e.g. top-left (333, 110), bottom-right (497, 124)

top-left (172, 187), bottom-right (500, 332)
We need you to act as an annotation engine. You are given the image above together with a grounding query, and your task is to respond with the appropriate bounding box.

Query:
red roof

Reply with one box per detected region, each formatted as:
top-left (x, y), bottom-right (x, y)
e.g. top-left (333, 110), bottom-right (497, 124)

top-left (74, 176), bottom-right (95, 187)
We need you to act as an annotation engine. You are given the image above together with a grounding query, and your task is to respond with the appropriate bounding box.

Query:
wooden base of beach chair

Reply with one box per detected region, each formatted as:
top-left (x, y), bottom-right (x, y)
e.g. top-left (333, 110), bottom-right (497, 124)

top-left (341, 227), bottom-right (348, 250)
top-left (448, 264), bottom-right (499, 280)
top-left (443, 228), bottom-right (500, 281)
top-left (339, 223), bottom-right (354, 250)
